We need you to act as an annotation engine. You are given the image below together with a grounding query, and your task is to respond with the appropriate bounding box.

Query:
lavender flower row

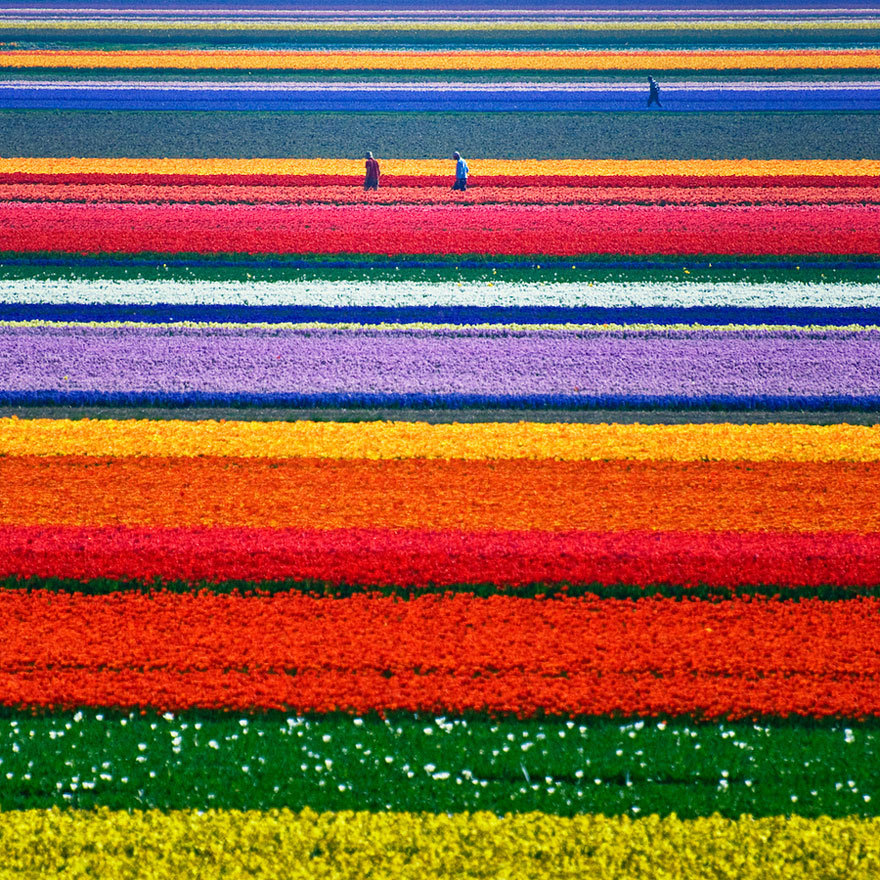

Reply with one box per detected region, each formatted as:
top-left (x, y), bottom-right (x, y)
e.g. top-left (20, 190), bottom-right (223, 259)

top-left (3, 323), bottom-right (880, 401)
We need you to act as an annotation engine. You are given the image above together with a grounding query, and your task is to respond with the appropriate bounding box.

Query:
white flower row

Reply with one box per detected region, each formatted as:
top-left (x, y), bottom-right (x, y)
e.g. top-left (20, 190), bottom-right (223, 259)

top-left (3, 279), bottom-right (880, 309)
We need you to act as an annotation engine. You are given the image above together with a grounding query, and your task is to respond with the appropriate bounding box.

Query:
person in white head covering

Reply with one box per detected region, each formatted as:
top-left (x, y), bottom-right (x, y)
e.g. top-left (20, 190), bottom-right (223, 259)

top-left (452, 151), bottom-right (469, 191)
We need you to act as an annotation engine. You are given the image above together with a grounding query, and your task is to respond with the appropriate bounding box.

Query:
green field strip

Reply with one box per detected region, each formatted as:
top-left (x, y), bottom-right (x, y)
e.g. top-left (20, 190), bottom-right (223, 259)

top-left (0, 111), bottom-right (877, 160)
top-left (4, 406), bottom-right (880, 424)
top-left (1, 257), bottom-right (877, 286)
top-left (5, 577), bottom-right (880, 602)
top-left (0, 710), bottom-right (876, 817)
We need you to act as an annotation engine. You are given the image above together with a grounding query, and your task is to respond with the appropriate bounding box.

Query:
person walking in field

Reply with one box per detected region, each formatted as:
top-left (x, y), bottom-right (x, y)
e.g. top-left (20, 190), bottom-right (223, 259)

top-left (364, 151), bottom-right (380, 190)
top-left (452, 151), bottom-right (469, 191)
top-left (647, 76), bottom-right (662, 108)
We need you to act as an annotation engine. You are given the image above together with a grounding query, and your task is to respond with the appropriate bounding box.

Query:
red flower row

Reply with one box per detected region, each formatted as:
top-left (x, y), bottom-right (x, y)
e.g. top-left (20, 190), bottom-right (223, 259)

top-left (4, 184), bottom-right (875, 206)
top-left (0, 173), bottom-right (875, 188)
top-left (0, 591), bottom-right (877, 716)
top-left (0, 202), bottom-right (877, 254)
top-left (4, 526), bottom-right (880, 587)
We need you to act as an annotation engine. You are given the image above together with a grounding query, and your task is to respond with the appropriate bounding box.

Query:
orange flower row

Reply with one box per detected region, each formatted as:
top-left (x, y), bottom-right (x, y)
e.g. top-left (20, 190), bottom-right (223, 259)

top-left (0, 591), bottom-right (877, 716)
top-left (3, 456), bottom-right (880, 532)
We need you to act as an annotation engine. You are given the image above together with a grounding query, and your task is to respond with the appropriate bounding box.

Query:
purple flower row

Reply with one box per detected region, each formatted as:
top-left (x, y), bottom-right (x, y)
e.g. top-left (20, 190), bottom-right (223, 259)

top-left (2, 324), bottom-right (879, 398)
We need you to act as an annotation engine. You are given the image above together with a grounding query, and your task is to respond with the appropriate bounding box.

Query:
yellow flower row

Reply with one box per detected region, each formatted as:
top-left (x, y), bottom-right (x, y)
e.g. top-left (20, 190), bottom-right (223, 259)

top-left (6, 417), bottom-right (880, 462)
top-left (2, 156), bottom-right (878, 177)
top-left (5, 18), bottom-right (880, 31)
top-left (0, 809), bottom-right (878, 879)
top-left (1, 49), bottom-right (879, 70)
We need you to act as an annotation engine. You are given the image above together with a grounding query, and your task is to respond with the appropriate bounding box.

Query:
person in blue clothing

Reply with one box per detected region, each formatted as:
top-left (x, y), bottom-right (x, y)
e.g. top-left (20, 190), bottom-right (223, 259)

top-left (647, 76), bottom-right (662, 108)
top-left (452, 151), bottom-right (469, 191)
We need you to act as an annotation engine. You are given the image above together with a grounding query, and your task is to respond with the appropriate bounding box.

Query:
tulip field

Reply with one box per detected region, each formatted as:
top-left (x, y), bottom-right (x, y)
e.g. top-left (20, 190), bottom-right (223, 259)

top-left (3, 2), bottom-right (880, 878)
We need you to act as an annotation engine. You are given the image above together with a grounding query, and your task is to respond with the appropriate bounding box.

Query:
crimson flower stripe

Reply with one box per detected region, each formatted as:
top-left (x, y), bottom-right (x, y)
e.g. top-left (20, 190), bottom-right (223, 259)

top-left (3, 526), bottom-right (880, 587)
top-left (0, 202), bottom-right (878, 255)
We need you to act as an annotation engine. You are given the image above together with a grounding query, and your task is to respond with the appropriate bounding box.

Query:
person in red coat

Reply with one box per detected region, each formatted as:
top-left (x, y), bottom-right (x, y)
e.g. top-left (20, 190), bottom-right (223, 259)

top-left (364, 152), bottom-right (380, 190)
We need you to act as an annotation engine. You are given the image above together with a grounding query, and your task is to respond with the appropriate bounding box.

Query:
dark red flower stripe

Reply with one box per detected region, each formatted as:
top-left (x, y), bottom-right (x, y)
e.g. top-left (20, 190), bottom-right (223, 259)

top-left (0, 591), bottom-right (877, 716)
top-left (1, 202), bottom-right (878, 255)
top-left (4, 526), bottom-right (880, 587)
top-left (0, 173), bottom-right (876, 188)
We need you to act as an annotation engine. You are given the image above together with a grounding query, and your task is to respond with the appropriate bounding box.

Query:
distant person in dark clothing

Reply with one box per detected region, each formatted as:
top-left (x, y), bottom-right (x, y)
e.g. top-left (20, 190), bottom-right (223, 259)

top-left (452, 151), bottom-right (469, 191)
top-left (647, 76), bottom-right (662, 108)
top-left (364, 152), bottom-right (380, 190)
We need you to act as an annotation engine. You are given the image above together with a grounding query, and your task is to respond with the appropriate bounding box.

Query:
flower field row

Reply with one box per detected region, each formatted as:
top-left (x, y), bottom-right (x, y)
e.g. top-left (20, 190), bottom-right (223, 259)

top-left (3, 809), bottom-right (879, 879)
top-left (8, 277), bottom-right (880, 310)
top-left (6, 457), bottom-right (880, 530)
top-left (11, 175), bottom-right (880, 190)
top-left (4, 49), bottom-right (880, 71)
top-left (2, 202), bottom-right (877, 255)
top-left (9, 418), bottom-right (880, 461)
top-left (0, 591), bottom-right (878, 716)
top-left (17, 303), bottom-right (880, 328)
top-left (8, 82), bottom-right (880, 112)
top-left (1, 157), bottom-right (876, 178)
top-left (6, 110), bottom-right (869, 163)
top-left (4, 322), bottom-right (880, 409)
top-left (10, 183), bottom-right (880, 206)
top-left (8, 526), bottom-right (880, 588)
top-left (0, 710), bottom-right (877, 817)
top-left (10, 15), bottom-right (880, 33)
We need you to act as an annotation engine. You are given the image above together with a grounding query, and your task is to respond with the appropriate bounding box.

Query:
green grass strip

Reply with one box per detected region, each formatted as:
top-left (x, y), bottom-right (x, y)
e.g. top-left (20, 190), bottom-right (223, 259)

top-left (0, 709), bottom-right (876, 817)
top-left (4, 576), bottom-right (880, 602)
top-left (0, 255), bottom-right (878, 286)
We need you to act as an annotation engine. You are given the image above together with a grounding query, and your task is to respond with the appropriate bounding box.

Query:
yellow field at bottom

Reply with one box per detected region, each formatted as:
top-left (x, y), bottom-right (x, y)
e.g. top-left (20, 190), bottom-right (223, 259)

top-left (1, 808), bottom-right (878, 879)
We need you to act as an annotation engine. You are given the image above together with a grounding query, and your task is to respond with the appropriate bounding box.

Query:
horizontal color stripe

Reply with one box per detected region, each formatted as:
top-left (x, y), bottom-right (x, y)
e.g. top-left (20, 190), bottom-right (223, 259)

top-left (3, 83), bottom-right (878, 111)
top-left (0, 711), bottom-right (879, 816)
top-left (8, 18), bottom-right (880, 30)
top-left (11, 392), bottom-right (880, 410)
top-left (0, 591), bottom-right (876, 716)
top-left (0, 113), bottom-right (874, 163)
top-left (2, 458), bottom-right (879, 531)
top-left (2, 257), bottom-right (878, 276)
top-left (7, 575), bottom-right (880, 601)
top-left (3, 325), bottom-right (880, 407)
top-left (9, 304), bottom-right (880, 327)
top-left (3, 527), bottom-right (880, 587)
top-left (4, 174), bottom-right (878, 189)
top-left (3, 49), bottom-right (879, 70)
top-left (0, 158), bottom-right (876, 177)
top-left (2, 278), bottom-right (879, 309)
top-left (4, 183), bottom-right (880, 206)
top-left (4, 810), bottom-right (880, 876)
top-left (6, 419), bottom-right (880, 462)
top-left (12, 80), bottom-right (880, 91)
top-left (4, 7), bottom-right (875, 19)
top-left (7, 320), bottom-right (880, 333)
top-left (0, 203), bottom-right (876, 255)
